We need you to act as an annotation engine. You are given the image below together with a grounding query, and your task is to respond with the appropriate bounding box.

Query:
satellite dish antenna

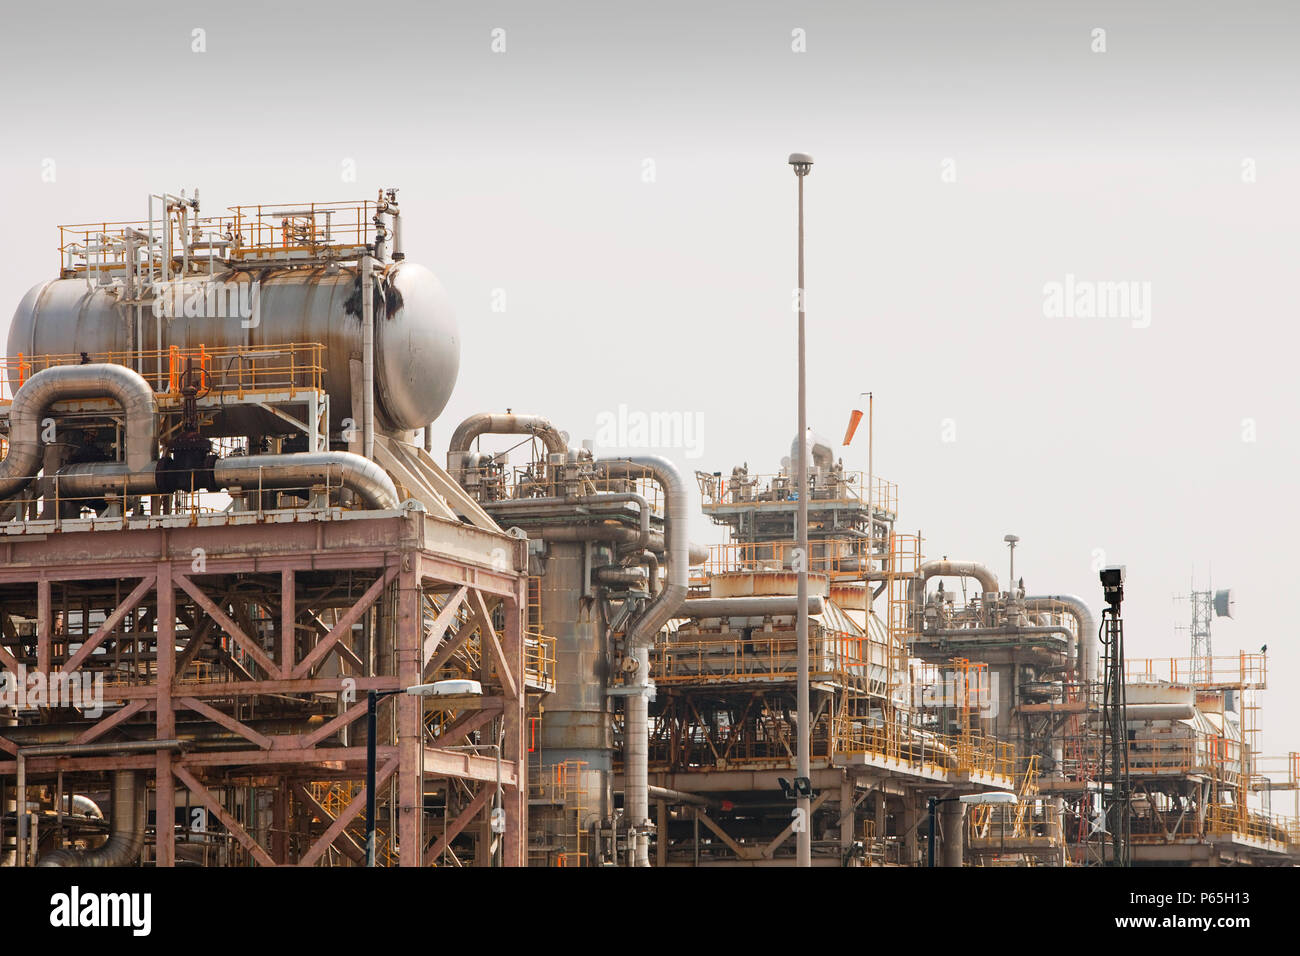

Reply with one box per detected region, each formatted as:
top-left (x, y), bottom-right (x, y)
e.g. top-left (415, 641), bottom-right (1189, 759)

top-left (1213, 589), bottom-right (1234, 619)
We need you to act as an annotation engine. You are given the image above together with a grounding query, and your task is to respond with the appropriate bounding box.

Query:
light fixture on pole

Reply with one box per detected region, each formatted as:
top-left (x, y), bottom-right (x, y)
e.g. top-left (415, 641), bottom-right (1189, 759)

top-left (1003, 534), bottom-right (1019, 589)
top-left (365, 678), bottom-right (482, 867)
top-left (927, 791), bottom-right (1017, 867)
top-left (788, 150), bottom-right (813, 868)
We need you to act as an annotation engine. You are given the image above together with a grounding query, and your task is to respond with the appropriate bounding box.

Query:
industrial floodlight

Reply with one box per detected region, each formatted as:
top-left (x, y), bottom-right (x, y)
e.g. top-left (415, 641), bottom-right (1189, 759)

top-left (958, 791), bottom-right (1017, 806)
top-left (778, 777), bottom-right (796, 800)
top-left (793, 776), bottom-right (813, 797)
top-left (788, 152), bottom-right (814, 175)
top-left (1100, 565), bottom-right (1125, 608)
top-left (406, 679), bottom-right (482, 697)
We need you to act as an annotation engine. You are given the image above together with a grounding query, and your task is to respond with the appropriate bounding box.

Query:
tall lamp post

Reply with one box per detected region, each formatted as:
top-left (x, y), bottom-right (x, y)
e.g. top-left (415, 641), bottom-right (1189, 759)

top-left (789, 151), bottom-right (813, 868)
top-left (1003, 534), bottom-right (1019, 588)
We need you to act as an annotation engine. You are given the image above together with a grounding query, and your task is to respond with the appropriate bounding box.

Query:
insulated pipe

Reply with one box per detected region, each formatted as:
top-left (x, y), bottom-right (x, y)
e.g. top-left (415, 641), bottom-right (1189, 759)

top-left (790, 429), bottom-right (834, 472)
top-left (37, 771), bottom-right (145, 868)
top-left (646, 785), bottom-right (715, 808)
top-left (600, 457), bottom-right (689, 647)
top-left (361, 255), bottom-right (376, 460)
top-left (626, 550), bottom-right (660, 598)
top-left (52, 461), bottom-right (160, 498)
top-left (908, 560), bottom-right (1000, 606)
top-left (446, 413), bottom-right (569, 483)
top-left (69, 795), bottom-right (103, 820)
top-left (1125, 703), bottom-right (1197, 721)
top-left (599, 456), bottom-right (689, 868)
top-left (1024, 594), bottom-right (1097, 686)
top-left (924, 626), bottom-right (1073, 640)
top-left (532, 525), bottom-right (709, 567)
top-left (215, 452), bottom-right (399, 510)
top-left (626, 643), bottom-right (652, 866)
top-left (55, 451), bottom-right (399, 511)
top-left (382, 200), bottom-right (403, 261)
top-left (679, 595), bottom-right (825, 619)
top-left (490, 493), bottom-right (652, 549)
top-left (594, 566), bottom-right (648, 588)
top-left (535, 524), bottom-right (663, 551)
top-left (0, 364), bottom-right (158, 500)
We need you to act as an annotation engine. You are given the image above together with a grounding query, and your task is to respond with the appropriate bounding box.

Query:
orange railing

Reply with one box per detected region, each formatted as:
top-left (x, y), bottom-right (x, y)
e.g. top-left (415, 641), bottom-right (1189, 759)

top-left (227, 200), bottom-right (378, 260)
top-left (691, 536), bottom-right (888, 583)
top-left (651, 629), bottom-right (886, 687)
top-left (1126, 653), bottom-right (1267, 690)
top-left (0, 343), bottom-right (324, 402)
top-left (58, 198), bottom-right (381, 274)
top-left (697, 470), bottom-right (898, 517)
top-left (1207, 805), bottom-right (1298, 847)
top-left (832, 716), bottom-right (1017, 782)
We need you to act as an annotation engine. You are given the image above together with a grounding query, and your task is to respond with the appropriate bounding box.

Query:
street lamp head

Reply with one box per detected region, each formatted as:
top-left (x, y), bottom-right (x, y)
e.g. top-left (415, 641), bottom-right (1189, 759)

top-left (959, 791), bottom-right (1018, 806)
top-left (405, 679), bottom-right (483, 697)
top-left (1003, 534), bottom-right (1019, 545)
top-left (788, 152), bottom-right (814, 176)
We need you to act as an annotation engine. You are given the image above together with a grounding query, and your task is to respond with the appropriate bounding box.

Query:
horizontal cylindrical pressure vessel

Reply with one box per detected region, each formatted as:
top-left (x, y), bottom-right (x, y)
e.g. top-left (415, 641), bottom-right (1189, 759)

top-left (7, 262), bottom-right (459, 436)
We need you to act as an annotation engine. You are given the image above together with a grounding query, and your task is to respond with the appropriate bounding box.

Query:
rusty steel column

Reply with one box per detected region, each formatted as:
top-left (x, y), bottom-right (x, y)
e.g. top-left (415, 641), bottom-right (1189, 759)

top-left (36, 579), bottom-right (51, 678)
top-left (155, 561), bottom-right (176, 867)
top-left (396, 556), bottom-right (422, 866)
top-left (280, 568), bottom-right (295, 673)
top-left (272, 780), bottom-right (289, 864)
top-left (502, 573), bottom-right (527, 866)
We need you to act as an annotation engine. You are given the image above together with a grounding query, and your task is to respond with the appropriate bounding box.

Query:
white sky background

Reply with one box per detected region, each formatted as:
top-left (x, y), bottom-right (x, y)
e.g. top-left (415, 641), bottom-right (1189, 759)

top-left (0, 1), bottom-right (1296, 756)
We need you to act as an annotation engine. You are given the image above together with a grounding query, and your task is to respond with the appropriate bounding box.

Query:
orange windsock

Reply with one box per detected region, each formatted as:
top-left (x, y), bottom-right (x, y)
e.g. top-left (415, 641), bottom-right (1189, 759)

top-left (843, 408), bottom-right (864, 446)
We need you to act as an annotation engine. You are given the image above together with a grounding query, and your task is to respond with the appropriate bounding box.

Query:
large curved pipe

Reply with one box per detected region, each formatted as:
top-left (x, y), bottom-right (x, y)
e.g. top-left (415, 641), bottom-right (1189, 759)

top-left (52, 451), bottom-right (399, 511)
top-left (907, 560), bottom-right (1001, 622)
top-left (599, 457), bottom-right (689, 648)
top-left (594, 565), bottom-right (648, 588)
top-left (38, 771), bottom-right (144, 868)
top-left (599, 456), bottom-right (689, 867)
top-left (0, 364), bottom-right (158, 500)
top-left (446, 413), bottom-right (568, 483)
top-left (1024, 594), bottom-right (1097, 686)
top-left (214, 452), bottom-right (399, 510)
top-left (626, 550), bottom-right (660, 598)
top-left (789, 429), bottom-right (834, 471)
top-left (69, 794), bottom-right (104, 820)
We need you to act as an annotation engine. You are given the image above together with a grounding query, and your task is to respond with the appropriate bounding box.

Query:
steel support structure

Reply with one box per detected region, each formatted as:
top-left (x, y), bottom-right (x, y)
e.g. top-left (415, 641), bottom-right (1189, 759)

top-left (1098, 606), bottom-right (1131, 867)
top-left (0, 509), bottom-right (527, 866)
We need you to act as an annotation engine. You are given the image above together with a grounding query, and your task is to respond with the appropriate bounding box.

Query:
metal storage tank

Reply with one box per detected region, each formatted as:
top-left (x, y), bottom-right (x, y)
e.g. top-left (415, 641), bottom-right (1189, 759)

top-left (6, 261), bottom-right (460, 436)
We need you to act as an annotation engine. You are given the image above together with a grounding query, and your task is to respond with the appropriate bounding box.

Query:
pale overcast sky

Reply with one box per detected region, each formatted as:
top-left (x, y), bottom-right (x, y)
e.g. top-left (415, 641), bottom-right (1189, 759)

top-left (1, 1), bottom-right (1296, 756)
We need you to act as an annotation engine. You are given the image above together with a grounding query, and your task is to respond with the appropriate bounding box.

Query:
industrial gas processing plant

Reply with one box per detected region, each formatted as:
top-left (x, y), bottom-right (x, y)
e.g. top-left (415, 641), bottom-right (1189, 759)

top-left (0, 187), bottom-right (1294, 868)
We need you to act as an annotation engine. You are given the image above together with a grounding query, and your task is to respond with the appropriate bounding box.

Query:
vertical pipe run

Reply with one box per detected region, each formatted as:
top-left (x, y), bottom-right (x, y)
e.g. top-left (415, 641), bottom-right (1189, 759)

top-left (626, 644), bottom-right (651, 866)
top-left (360, 255), bottom-right (376, 460)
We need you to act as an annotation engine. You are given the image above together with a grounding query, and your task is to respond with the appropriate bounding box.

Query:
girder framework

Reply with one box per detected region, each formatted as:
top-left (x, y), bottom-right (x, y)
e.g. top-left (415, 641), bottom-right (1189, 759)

top-left (0, 510), bottom-right (528, 866)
